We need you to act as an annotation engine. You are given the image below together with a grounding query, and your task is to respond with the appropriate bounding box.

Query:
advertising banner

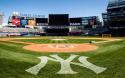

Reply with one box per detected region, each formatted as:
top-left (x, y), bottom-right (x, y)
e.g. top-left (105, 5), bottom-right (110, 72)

top-left (20, 19), bottom-right (28, 27)
top-left (28, 20), bottom-right (36, 26)
top-left (12, 18), bottom-right (20, 26)
top-left (89, 20), bottom-right (95, 25)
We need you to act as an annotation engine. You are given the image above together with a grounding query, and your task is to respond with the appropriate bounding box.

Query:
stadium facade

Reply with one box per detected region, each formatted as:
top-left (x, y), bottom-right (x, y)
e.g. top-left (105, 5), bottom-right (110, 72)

top-left (5, 12), bottom-right (101, 36)
top-left (102, 13), bottom-right (108, 26)
top-left (103, 0), bottom-right (125, 35)
top-left (1, 1), bottom-right (125, 36)
top-left (82, 16), bottom-right (101, 29)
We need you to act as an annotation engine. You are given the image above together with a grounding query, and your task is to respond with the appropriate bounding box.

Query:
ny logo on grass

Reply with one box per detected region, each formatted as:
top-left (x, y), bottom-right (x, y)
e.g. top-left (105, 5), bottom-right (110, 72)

top-left (26, 54), bottom-right (107, 75)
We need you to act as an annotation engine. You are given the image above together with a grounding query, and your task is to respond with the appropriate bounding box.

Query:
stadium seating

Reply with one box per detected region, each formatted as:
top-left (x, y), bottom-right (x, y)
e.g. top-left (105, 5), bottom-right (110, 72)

top-left (0, 27), bottom-right (45, 37)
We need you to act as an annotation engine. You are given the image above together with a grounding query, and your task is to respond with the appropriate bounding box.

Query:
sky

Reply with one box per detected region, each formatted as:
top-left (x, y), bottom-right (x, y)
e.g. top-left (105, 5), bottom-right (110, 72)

top-left (0, 0), bottom-right (109, 23)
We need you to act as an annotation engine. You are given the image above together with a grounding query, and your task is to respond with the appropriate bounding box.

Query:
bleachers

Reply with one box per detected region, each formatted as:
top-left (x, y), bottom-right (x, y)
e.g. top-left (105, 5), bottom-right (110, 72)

top-left (0, 27), bottom-right (44, 37)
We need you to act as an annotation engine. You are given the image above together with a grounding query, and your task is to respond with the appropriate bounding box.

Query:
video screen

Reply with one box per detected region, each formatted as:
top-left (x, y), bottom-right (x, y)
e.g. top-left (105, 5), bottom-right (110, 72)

top-left (70, 18), bottom-right (82, 26)
top-left (70, 18), bottom-right (82, 23)
top-left (36, 18), bottom-right (48, 23)
top-left (49, 14), bottom-right (69, 26)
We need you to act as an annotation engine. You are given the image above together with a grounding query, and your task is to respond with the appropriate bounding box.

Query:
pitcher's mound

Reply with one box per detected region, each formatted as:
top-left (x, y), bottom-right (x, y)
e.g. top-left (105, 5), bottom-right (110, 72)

top-left (23, 44), bottom-right (98, 53)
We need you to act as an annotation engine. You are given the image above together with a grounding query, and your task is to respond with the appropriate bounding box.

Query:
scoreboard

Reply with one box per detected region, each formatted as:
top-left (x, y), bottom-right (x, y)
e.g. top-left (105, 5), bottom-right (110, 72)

top-left (49, 14), bottom-right (69, 26)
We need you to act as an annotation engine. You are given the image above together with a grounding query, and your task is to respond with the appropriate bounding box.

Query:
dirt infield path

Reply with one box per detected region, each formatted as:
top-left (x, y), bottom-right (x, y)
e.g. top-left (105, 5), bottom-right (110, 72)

top-left (0, 37), bottom-right (122, 53)
top-left (23, 44), bottom-right (98, 53)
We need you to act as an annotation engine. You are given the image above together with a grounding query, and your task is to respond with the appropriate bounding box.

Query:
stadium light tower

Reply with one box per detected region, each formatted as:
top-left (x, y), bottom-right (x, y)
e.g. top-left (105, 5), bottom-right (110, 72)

top-left (0, 12), bottom-right (4, 26)
top-left (12, 11), bottom-right (20, 16)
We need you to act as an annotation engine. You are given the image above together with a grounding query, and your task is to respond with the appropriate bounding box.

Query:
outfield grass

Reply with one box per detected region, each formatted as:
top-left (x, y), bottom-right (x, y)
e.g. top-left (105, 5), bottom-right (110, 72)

top-left (0, 37), bottom-right (125, 78)
top-left (13, 38), bottom-right (104, 44)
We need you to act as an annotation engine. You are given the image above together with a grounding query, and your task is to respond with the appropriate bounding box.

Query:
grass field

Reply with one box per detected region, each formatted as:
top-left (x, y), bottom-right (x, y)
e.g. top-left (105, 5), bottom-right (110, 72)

top-left (0, 36), bottom-right (125, 78)
top-left (13, 38), bottom-right (104, 44)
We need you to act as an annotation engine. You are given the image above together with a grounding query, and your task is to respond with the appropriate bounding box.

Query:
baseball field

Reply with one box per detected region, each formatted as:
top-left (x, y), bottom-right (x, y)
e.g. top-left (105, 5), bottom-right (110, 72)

top-left (0, 36), bottom-right (125, 78)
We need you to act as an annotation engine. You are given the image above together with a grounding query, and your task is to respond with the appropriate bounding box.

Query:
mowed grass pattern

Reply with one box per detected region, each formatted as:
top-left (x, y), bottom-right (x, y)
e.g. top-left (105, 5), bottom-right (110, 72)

top-left (0, 37), bottom-right (125, 78)
top-left (14, 39), bottom-right (104, 44)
